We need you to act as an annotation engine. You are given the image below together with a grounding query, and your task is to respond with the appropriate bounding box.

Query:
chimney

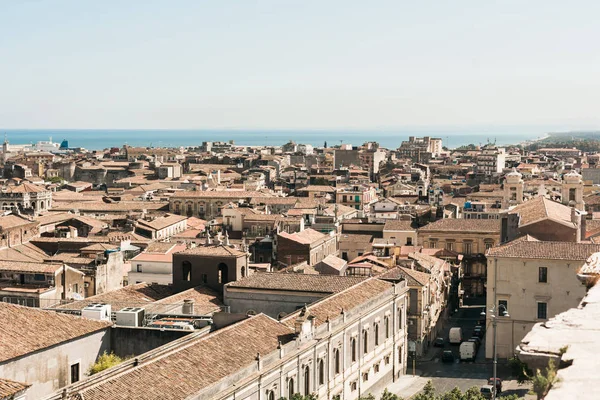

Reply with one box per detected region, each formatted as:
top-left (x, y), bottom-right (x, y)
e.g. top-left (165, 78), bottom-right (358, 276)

top-left (182, 299), bottom-right (194, 315)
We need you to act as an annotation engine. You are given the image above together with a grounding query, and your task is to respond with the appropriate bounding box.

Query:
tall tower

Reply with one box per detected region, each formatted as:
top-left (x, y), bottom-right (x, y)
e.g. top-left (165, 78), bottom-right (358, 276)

top-left (562, 171), bottom-right (584, 210)
top-left (503, 168), bottom-right (524, 208)
top-left (2, 134), bottom-right (8, 164)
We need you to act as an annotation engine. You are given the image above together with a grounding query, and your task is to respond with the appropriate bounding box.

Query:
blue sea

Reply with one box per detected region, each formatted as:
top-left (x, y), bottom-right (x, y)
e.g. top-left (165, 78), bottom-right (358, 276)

top-left (0, 129), bottom-right (549, 150)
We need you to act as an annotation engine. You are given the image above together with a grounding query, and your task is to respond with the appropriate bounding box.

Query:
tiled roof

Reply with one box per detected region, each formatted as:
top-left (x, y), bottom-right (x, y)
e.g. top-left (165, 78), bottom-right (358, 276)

top-left (137, 214), bottom-right (187, 231)
top-left (509, 196), bottom-right (575, 228)
top-left (317, 254), bottom-right (347, 271)
top-left (408, 252), bottom-right (445, 272)
top-left (146, 286), bottom-right (223, 316)
top-left (278, 228), bottom-right (328, 245)
top-left (418, 218), bottom-right (500, 233)
top-left (52, 201), bottom-right (168, 212)
top-left (0, 214), bottom-right (37, 230)
top-left (172, 190), bottom-right (269, 199)
top-left (226, 272), bottom-right (365, 293)
top-left (72, 314), bottom-right (293, 400)
top-left (383, 220), bottom-right (414, 231)
top-left (282, 278), bottom-right (393, 328)
top-left (3, 182), bottom-right (47, 193)
top-left (54, 283), bottom-right (176, 311)
top-left (380, 267), bottom-right (430, 286)
top-left (0, 261), bottom-right (63, 274)
top-left (176, 244), bottom-right (247, 257)
top-left (487, 236), bottom-right (600, 260)
top-left (0, 302), bottom-right (111, 363)
top-left (0, 378), bottom-right (30, 398)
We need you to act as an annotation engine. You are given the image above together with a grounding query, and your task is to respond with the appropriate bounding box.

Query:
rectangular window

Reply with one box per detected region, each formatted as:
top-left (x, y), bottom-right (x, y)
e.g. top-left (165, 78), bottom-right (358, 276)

top-left (539, 267), bottom-right (548, 283)
top-left (429, 240), bottom-right (437, 249)
top-left (445, 242), bottom-right (454, 251)
top-left (463, 242), bottom-right (472, 255)
top-left (537, 302), bottom-right (548, 319)
top-left (201, 274), bottom-right (208, 284)
top-left (406, 237), bottom-right (413, 245)
top-left (73, 283), bottom-right (78, 293)
top-left (70, 363), bottom-right (80, 383)
top-left (498, 300), bottom-right (508, 313)
top-left (137, 265), bottom-right (142, 273)
top-left (485, 241), bottom-right (494, 250)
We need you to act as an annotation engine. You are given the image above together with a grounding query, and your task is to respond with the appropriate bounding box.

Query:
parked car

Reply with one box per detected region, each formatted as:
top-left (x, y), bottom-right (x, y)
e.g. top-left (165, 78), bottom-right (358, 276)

top-left (468, 337), bottom-right (480, 350)
top-left (488, 377), bottom-right (503, 393)
top-left (441, 350), bottom-right (455, 363)
top-left (449, 327), bottom-right (463, 344)
top-left (434, 337), bottom-right (445, 347)
top-left (473, 326), bottom-right (484, 338)
top-left (480, 385), bottom-right (495, 399)
top-left (459, 341), bottom-right (477, 361)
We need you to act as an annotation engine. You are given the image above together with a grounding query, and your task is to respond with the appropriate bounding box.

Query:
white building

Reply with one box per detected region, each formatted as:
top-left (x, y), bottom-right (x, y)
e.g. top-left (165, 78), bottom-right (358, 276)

top-left (128, 243), bottom-right (187, 285)
top-left (477, 145), bottom-right (506, 175)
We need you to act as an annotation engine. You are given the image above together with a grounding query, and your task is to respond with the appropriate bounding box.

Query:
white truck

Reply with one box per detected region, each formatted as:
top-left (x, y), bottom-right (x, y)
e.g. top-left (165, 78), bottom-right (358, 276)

top-left (449, 327), bottom-right (463, 344)
top-left (460, 341), bottom-right (477, 361)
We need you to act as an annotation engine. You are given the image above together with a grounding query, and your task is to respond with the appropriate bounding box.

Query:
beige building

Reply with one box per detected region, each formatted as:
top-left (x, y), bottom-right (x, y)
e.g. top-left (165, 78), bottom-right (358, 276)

top-left (485, 236), bottom-right (600, 359)
top-left (52, 278), bottom-right (410, 400)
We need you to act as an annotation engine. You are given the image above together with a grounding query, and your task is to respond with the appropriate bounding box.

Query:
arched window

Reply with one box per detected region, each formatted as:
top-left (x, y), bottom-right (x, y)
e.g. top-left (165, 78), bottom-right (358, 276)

top-left (363, 330), bottom-right (368, 354)
top-left (267, 390), bottom-right (275, 400)
top-left (318, 359), bottom-right (325, 386)
top-left (303, 365), bottom-right (310, 394)
top-left (288, 378), bottom-right (295, 398)
top-left (241, 266), bottom-right (246, 278)
top-left (218, 263), bottom-right (229, 284)
top-left (181, 261), bottom-right (192, 281)
top-left (375, 323), bottom-right (380, 346)
top-left (350, 337), bottom-right (357, 362)
top-left (385, 316), bottom-right (390, 339)
top-left (334, 348), bottom-right (340, 375)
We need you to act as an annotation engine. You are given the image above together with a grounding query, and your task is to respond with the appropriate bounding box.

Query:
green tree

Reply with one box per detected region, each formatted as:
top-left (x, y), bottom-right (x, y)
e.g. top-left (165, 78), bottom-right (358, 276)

top-left (358, 394), bottom-right (375, 400)
top-left (462, 386), bottom-right (485, 400)
top-left (88, 351), bottom-right (128, 375)
top-left (47, 176), bottom-right (64, 184)
top-left (530, 359), bottom-right (558, 400)
top-left (438, 386), bottom-right (464, 400)
top-left (508, 355), bottom-right (533, 384)
top-left (413, 380), bottom-right (436, 400)
top-left (381, 388), bottom-right (402, 400)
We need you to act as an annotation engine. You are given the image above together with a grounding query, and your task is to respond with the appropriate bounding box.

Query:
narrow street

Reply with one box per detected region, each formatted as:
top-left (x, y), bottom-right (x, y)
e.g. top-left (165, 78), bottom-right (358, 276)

top-left (406, 296), bottom-right (531, 398)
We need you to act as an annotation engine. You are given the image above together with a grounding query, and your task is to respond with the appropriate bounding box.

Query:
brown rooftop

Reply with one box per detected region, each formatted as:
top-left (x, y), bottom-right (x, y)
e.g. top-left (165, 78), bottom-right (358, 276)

top-left (487, 235), bottom-right (600, 260)
top-left (54, 283), bottom-right (176, 311)
top-left (71, 314), bottom-right (292, 400)
top-left (226, 272), bottom-right (365, 293)
top-left (0, 302), bottom-right (111, 363)
top-left (176, 244), bottom-right (247, 257)
top-left (419, 218), bottom-right (500, 233)
top-left (282, 278), bottom-right (393, 328)
top-left (0, 378), bottom-right (30, 398)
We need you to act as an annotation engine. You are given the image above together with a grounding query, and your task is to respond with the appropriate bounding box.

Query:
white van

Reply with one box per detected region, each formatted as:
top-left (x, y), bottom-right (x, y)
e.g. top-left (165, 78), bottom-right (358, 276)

top-left (460, 341), bottom-right (477, 361)
top-left (449, 327), bottom-right (463, 344)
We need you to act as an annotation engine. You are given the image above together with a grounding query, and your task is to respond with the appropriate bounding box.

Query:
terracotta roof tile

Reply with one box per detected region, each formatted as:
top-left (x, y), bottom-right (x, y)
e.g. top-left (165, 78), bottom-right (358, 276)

top-left (0, 302), bottom-right (111, 362)
top-left (509, 196), bottom-right (575, 228)
top-left (383, 220), bottom-right (414, 231)
top-left (176, 244), bottom-right (247, 257)
top-left (73, 315), bottom-right (292, 400)
top-left (282, 278), bottom-right (393, 327)
top-left (54, 283), bottom-right (176, 311)
top-left (0, 378), bottom-right (30, 398)
top-left (226, 272), bottom-right (365, 293)
top-left (419, 218), bottom-right (500, 233)
top-left (487, 236), bottom-right (600, 260)
top-left (278, 228), bottom-right (328, 245)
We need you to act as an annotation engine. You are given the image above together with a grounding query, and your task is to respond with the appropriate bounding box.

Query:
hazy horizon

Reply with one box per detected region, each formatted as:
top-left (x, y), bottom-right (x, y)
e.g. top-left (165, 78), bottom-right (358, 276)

top-left (2, 1), bottom-right (600, 130)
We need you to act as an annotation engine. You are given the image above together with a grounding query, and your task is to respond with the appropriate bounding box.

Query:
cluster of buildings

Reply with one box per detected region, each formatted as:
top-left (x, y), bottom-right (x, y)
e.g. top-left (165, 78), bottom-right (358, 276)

top-left (2, 135), bottom-right (600, 399)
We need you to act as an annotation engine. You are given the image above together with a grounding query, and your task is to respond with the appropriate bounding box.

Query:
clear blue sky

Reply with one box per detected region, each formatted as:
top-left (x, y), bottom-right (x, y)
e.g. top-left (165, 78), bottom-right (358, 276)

top-left (1, 0), bottom-right (599, 130)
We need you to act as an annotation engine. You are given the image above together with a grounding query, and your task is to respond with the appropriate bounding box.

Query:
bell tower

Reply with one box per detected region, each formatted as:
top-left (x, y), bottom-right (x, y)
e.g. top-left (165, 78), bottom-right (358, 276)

top-left (562, 171), bottom-right (584, 211)
top-left (503, 168), bottom-right (524, 208)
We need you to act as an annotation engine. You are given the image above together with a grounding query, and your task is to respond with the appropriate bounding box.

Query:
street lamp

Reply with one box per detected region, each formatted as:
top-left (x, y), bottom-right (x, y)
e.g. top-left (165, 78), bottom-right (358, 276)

top-left (490, 304), bottom-right (509, 400)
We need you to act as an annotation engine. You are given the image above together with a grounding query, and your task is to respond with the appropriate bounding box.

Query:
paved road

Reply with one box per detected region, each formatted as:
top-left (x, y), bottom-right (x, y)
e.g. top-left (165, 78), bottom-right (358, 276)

top-left (410, 298), bottom-right (531, 398)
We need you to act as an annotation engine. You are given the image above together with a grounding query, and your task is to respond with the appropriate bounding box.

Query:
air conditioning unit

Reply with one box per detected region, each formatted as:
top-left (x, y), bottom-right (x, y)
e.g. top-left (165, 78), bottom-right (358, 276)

top-left (82, 303), bottom-right (112, 321)
top-left (116, 307), bottom-right (145, 327)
